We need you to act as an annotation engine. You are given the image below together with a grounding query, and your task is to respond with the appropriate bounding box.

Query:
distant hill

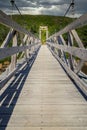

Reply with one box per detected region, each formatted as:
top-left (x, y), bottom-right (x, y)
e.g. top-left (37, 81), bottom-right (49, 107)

top-left (0, 15), bottom-right (87, 46)
top-left (12, 15), bottom-right (73, 35)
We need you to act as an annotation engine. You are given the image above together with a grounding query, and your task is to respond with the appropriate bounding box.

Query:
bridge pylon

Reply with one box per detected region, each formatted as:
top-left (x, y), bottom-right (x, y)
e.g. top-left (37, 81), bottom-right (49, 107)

top-left (39, 26), bottom-right (48, 43)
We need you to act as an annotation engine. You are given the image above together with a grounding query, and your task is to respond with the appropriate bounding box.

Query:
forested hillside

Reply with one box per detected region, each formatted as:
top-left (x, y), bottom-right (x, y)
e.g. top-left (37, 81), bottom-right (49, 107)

top-left (0, 15), bottom-right (87, 46)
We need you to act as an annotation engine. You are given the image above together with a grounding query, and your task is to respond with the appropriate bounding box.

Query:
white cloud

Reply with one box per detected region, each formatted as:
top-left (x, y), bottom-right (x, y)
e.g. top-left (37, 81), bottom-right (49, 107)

top-left (0, 0), bottom-right (87, 17)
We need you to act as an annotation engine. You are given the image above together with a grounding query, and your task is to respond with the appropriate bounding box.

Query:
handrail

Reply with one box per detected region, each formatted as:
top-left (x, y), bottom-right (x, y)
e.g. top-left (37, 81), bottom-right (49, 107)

top-left (47, 13), bottom-right (87, 97)
top-left (0, 10), bottom-right (35, 38)
top-left (0, 43), bottom-right (39, 60)
top-left (0, 10), bottom-right (41, 89)
top-left (47, 13), bottom-right (87, 73)
top-left (47, 42), bottom-right (87, 61)
top-left (0, 45), bottom-right (40, 90)
top-left (48, 46), bottom-right (87, 97)
top-left (48, 13), bottom-right (87, 39)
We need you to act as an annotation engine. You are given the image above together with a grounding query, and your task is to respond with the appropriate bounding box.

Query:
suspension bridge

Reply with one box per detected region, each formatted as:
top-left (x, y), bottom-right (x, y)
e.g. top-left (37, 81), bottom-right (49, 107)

top-left (0, 9), bottom-right (87, 130)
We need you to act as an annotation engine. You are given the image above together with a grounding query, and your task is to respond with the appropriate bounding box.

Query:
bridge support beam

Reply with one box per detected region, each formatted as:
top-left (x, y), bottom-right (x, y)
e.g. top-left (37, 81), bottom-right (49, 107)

top-left (10, 32), bottom-right (17, 72)
top-left (68, 32), bottom-right (74, 71)
top-left (71, 30), bottom-right (85, 73)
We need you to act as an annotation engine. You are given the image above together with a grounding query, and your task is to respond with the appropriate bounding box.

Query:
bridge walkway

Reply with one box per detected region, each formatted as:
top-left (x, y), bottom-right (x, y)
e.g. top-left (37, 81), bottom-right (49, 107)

top-left (0, 45), bottom-right (87, 130)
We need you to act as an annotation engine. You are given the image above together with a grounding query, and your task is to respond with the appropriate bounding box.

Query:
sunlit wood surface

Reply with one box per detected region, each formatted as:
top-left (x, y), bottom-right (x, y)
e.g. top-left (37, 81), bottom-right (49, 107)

top-left (0, 45), bottom-right (87, 130)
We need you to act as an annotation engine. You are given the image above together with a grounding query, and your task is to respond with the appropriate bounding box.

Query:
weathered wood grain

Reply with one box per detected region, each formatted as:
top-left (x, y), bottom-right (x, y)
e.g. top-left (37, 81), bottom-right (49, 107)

top-left (48, 45), bottom-right (87, 96)
top-left (47, 42), bottom-right (87, 61)
top-left (0, 43), bottom-right (39, 60)
top-left (1, 45), bottom-right (87, 130)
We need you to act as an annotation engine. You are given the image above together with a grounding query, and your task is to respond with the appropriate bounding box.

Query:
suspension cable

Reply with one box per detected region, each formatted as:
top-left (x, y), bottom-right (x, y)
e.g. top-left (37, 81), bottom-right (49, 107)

top-left (10, 0), bottom-right (22, 16)
top-left (64, 0), bottom-right (75, 17)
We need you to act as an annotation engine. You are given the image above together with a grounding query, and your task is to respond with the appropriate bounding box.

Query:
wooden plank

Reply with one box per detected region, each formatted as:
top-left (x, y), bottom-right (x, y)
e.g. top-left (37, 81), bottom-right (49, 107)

top-left (0, 60), bottom-right (27, 90)
top-left (48, 46), bottom-right (87, 96)
top-left (71, 30), bottom-right (84, 72)
top-left (67, 32), bottom-right (74, 70)
top-left (1, 29), bottom-right (16, 48)
top-left (47, 42), bottom-right (87, 61)
top-left (59, 35), bottom-right (66, 45)
top-left (71, 30), bottom-right (84, 48)
top-left (0, 43), bottom-right (40, 60)
top-left (10, 33), bottom-right (17, 71)
top-left (1, 45), bottom-right (87, 130)
top-left (1, 127), bottom-right (87, 130)
top-left (0, 46), bottom-right (28, 60)
top-left (0, 45), bottom-right (40, 89)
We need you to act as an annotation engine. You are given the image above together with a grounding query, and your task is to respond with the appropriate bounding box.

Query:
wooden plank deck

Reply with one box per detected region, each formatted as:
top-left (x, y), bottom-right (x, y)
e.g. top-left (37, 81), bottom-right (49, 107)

top-left (0, 45), bottom-right (87, 130)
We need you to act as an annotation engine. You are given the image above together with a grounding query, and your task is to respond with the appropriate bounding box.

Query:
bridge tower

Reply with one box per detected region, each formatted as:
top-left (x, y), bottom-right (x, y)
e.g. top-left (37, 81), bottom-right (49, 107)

top-left (39, 26), bottom-right (48, 41)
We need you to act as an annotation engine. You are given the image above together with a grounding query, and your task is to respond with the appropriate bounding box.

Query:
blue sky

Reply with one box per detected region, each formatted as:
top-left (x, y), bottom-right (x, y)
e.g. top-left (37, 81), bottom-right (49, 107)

top-left (0, 0), bottom-right (87, 17)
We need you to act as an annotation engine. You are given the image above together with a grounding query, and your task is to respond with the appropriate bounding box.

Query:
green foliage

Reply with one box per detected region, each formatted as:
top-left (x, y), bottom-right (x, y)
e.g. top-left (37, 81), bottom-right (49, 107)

top-left (11, 15), bottom-right (73, 37)
top-left (0, 14), bottom-right (87, 46)
top-left (0, 57), bottom-right (11, 64)
top-left (76, 25), bottom-right (87, 48)
top-left (41, 30), bottom-right (46, 44)
top-left (0, 24), bottom-right (9, 46)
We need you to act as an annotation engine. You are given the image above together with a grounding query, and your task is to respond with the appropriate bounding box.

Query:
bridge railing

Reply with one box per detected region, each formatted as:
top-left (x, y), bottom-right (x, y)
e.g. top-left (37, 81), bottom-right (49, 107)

top-left (47, 13), bottom-right (87, 97)
top-left (0, 10), bottom-right (41, 89)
